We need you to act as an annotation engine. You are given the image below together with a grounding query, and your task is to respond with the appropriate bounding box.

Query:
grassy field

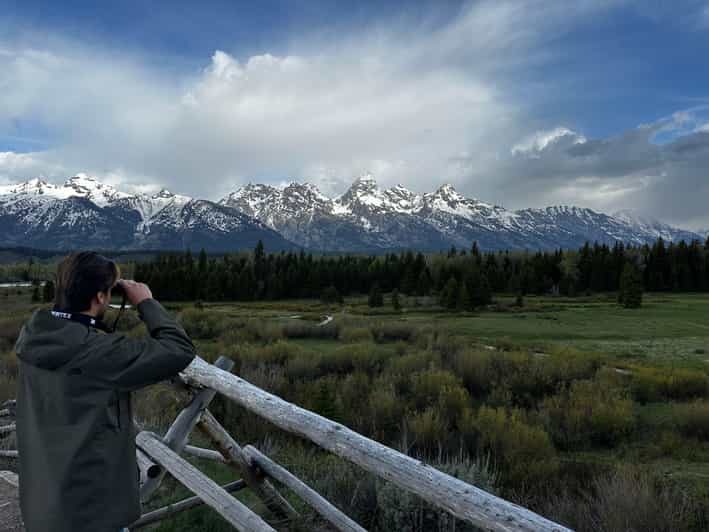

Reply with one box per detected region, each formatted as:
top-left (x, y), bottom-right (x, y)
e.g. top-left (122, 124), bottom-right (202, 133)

top-left (2, 287), bottom-right (709, 531)
top-left (198, 292), bottom-right (709, 366)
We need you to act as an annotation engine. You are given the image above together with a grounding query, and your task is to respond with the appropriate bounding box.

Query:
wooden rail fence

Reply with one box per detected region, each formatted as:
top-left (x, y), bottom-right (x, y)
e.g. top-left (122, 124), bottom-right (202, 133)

top-left (0, 358), bottom-right (572, 532)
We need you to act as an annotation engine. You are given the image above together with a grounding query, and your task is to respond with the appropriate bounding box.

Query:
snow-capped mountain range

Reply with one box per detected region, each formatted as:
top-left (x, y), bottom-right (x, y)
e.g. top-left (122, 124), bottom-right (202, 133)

top-left (0, 175), bottom-right (292, 251)
top-left (219, 173), bottom-right (704, 251)
top-left (0, 173), bottom-right (703, 252)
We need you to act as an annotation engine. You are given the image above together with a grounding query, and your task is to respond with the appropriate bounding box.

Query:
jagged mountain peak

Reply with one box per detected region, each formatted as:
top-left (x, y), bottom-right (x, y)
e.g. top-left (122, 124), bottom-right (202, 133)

top-left (1, 174), bottom-right (131, 206)
top-left (0, 177), bottom-right (53, 195)
top-left (352, 172), bottom-right (377, 187)
top-left (382, 184), bottom-right (422, 213)
top-left (62, 174), bottom-right (131, 206)
top-left (388, 183), bottom-right (414, 193)
top-left (436, 183), bottom-right (458, 194)
top-left (242, 182), bottom-right (280, 192)
top-left (152, 188), bottom-right (177, 199)
top-left (429, 183), bottom-right (465, 201)
top-left (337, 180), bottom-right (381, 209)
top-left (282, 181), bottom-right (329, 200)
top-left (525, 205), bottom-right (593, 216)
top-left (422, 183), bottom-right (496, 218)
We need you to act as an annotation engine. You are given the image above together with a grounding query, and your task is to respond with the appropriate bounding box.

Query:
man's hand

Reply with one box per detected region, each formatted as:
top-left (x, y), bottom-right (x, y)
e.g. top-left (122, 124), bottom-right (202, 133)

top-left (116, 279), bottom-right (153, 306)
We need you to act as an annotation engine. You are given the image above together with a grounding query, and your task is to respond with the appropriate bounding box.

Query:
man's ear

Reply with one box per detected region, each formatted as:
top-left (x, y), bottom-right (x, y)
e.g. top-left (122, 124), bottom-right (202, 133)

top-left (96, 291), bottom-right (107, 306)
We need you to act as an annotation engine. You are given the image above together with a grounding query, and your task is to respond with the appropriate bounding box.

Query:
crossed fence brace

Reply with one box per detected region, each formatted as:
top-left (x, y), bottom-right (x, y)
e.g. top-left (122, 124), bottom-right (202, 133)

top-left (0, 356), bottom-right (572, 532)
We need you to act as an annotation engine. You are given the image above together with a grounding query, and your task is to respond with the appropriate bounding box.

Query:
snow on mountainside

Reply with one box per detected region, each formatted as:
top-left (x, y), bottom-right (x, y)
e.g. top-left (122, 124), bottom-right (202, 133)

top-left (221, 174), bottom-right (703, 251)
top-left (612, 209), bottom-right (701, 244)
top-left (0, 173), bottom-right (702, 252)
top-left (0, 175), bottom-right (293, 251)
top-left (0, 174), bottom-right (131, 206)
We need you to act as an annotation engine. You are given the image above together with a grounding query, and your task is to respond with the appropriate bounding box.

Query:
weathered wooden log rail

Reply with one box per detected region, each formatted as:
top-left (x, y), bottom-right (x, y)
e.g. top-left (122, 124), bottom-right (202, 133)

top-left (0, 358), bottom-right (572, 532)
top-left (178, 356), bottom-right (571, 532)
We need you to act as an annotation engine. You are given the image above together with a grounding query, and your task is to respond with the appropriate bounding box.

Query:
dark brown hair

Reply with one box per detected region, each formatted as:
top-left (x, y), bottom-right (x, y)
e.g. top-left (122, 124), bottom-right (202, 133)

top-left (55, 252), bottom-right (121, 312)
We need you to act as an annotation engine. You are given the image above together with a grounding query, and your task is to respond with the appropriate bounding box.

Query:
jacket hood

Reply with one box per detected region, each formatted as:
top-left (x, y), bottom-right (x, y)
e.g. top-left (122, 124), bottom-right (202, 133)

top-left (15, 309), bottom-right (93, 370)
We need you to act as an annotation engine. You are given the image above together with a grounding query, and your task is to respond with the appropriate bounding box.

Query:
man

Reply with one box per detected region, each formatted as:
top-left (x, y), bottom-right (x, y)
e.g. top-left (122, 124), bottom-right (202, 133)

top-left (14, 251), bottom-right (197, 531)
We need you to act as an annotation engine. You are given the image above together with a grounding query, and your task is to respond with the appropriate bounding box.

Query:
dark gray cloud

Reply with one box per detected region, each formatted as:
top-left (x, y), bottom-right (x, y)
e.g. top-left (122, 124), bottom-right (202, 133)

top-left (480, 116), bottom-right (709, 228)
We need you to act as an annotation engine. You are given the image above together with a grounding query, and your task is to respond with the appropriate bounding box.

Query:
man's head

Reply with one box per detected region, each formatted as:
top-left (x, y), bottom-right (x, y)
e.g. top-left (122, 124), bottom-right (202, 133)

top-left (55, 251), bottom-right (121, 320)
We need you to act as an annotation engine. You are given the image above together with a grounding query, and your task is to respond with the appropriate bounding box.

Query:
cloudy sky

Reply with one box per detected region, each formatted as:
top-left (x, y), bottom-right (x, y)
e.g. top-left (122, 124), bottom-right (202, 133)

top-left (1, 0), bottom-right (708, 228)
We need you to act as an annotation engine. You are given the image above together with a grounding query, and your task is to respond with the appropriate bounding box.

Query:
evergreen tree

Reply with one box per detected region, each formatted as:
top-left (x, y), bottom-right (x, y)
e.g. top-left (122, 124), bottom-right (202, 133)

top-left (417, 269), bottom-right (432, 296)
top-left (254, 240), bottom-right (266, 282)
top-left (368, 283), bottom-right (384, 307)
top-left (400, 267), bottom-right (418, 295)
top-left (471, 241), bottom-right (480, 257)
top-left (457, 281), bottom-right (470, 311)
top-left (321, 285), bottom-right (343, 305)
top-left (312, 381), bottom-right (341, 422)
top-left (391, 288), bottom-right (401, 311)
top-left (469, 271), bottom-right (492, 307)
top-left (131, 236), bottom-right (709, 303)
top-left (619, 262), bottom-right (643, 308)
top-left (440, 277), bottom-right (459, 309)
top-left (198, 248), bottom-right (208, 273)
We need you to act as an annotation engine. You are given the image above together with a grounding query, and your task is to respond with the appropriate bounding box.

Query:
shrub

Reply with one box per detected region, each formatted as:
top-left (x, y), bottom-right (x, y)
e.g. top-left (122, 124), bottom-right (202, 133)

top-left (275, 445), bottom-right (378, 528)
top-left (542, 467), bottom-right (702, 532)
top-left (220, 318), bottom-right (284, 344)
top-left (541, 377), bottom-right (636, 449)
top-left (322, 343), bottom-right (395, 377)
top-left (311, 378), bottom-right (343, 422)
top-left (178, 308), bottom-right (229, 339)
top-left (437, 384), bottom-right (471, 429)
top-left (368, 384), bottom-right (404, 439)
top-left (337, 371), bottom-right (371, 430)
top-left (674, 400), bottom-right (709, 440)
top-left (370, 322), bottom-right (416, 343)
top-left (375, 453), bottom-right (498, 532)
top-left (406, 406), bottom-right (448, 452)
top-left (281, 320), bottom-right (340, 340)
top-left (238, 364), bottom-right (288, 397)
top-left (409, 369), bottom-right (462, 410)
top-left (285, 352), bottom-right (323, 380)
top-left (630, 367), bottom-right (708, 403)
top-left (386, 350), bottom-right (439, 378)
top-left (466, 406), bottom-right (557, 489)
top-left (340, 326), bottom-right (372, 343)
top-left (239, 340), bottom-right (305, 368)
top-left (453, 347), bottom-right (600, 406)
top-left (453, 348), bottom-right (494, 397)
top-left (430, 334), bottom-right (466, 366)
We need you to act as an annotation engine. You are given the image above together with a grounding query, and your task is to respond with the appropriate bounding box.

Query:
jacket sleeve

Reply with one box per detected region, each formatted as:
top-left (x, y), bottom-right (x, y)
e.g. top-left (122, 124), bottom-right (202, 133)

top-left (82, 298), bottom-right (197, 392)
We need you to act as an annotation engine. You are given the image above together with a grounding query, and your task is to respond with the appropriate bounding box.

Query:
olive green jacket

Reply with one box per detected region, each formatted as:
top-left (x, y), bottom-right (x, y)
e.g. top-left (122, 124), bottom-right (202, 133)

top-left (15, 298), bottom-right (197, 532)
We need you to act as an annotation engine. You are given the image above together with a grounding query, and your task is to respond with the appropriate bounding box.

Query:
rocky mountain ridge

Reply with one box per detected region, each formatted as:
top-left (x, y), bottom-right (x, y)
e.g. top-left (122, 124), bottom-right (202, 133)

top-left (0, 173), bottom-right (702, 252)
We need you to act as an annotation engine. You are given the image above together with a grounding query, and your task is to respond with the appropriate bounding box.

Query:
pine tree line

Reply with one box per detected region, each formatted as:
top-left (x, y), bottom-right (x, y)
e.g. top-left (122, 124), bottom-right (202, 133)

top-left (133, 237), bottom-right (709, 302)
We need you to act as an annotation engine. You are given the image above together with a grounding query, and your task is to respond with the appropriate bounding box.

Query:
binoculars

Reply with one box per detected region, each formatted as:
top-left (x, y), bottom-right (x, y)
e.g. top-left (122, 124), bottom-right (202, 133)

top-left (112, 282), bottom-right (126, 298)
